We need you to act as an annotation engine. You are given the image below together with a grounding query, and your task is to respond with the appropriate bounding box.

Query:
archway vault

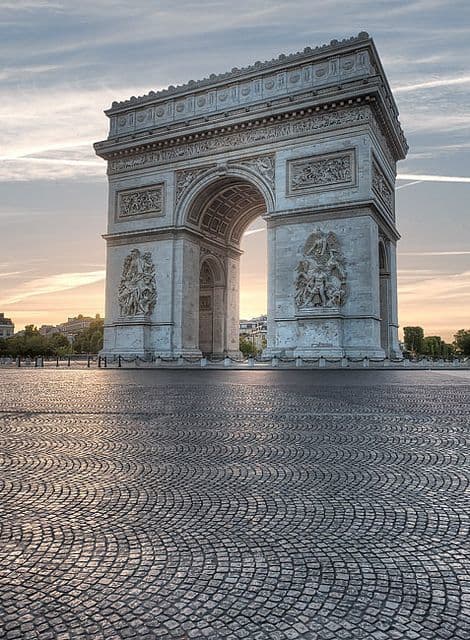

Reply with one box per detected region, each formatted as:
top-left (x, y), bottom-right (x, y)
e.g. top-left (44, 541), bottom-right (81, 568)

top-left (96, 33), bottom-right (407, 359)
top-left (175, 165), bottom-right (274, 247)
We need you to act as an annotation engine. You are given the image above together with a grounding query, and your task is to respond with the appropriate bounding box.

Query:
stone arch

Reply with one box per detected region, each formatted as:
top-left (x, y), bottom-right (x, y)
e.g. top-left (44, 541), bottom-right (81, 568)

top-left (178, 173), bottom-right (270, 356)
top-left (96, 37), bottom-right (407, 360)
top-left (175, 170), bottom-right (272, 356)
top-left (198, 254), bottom-right (226, 355)
top-left (175, 165), bottom-right (274, 244)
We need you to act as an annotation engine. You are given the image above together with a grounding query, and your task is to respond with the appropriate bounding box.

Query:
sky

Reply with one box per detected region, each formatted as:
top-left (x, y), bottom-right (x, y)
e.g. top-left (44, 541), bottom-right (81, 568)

top-left (0, 0), bottom-right (469, 341)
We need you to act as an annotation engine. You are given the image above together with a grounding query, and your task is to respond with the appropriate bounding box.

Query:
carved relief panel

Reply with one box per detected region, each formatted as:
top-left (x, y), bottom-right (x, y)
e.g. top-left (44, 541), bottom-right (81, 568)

top-left (118, 249), bottom-right (157, 316)
top-left (287, 150), bottom-right (356, 195)
top-left (116, 183), bottom-right (164, 221)
top-left (372, 159), bottom-right (394, 216)
top-left (295, 231), bottom-right (347, 312)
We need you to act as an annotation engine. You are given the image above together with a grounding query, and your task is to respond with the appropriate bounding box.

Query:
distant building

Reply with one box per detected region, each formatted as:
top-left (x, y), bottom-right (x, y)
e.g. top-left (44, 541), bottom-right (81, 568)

top-left (239, 315), bottom-right (267, 351)
top-left (57, 315), bottom-right (98, 343)
top-left (0, 313), bottom-right (14, 339)
top-left (39, 324), bottom-right (60, 337)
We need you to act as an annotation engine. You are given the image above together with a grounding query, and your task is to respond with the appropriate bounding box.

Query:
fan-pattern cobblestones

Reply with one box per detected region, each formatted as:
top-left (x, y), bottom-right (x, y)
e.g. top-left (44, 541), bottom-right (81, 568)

top-left (0, 370), bottom-right (469, 639)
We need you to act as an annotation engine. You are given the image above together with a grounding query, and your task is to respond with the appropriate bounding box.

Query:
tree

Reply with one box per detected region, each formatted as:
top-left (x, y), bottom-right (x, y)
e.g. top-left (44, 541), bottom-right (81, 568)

top-left (239, 336), bottom-right (257, 357)
top-left (403, 326), bottom-right (424, 356)
top-left (454, 329), bottom-right (470, 357)
top-left (421, 336), bottom-right (454, 359)
top-left (73, 318), bottom-right (104, 353)
top-left (46, 333), bottom-right (72, 356)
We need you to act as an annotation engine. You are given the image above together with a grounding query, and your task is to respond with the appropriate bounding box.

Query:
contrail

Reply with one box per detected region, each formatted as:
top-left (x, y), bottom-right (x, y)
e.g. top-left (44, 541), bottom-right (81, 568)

top-left (396, 180), bottom-right (422, 190)
top-left (244, 227), bottom-right (266, 236)
top-left (397, 173), bottom-right (470, 183)
top-left (399, 251), bottom-right (470, 256)
top-left (394, 75), bottom-right (470, 93)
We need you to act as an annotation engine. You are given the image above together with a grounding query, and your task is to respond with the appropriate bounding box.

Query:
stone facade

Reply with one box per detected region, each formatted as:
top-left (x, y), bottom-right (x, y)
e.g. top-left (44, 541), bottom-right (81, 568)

top-left (0, 313), bottom-right (14, 339)
top-left (95, 33), bottom-right (407, 359)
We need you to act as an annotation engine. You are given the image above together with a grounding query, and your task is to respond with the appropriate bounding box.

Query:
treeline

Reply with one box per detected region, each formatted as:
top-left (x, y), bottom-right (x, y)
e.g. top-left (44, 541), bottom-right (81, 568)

top-left (0, 319), bottom-right (104, 358)
top-left (403, 327), bottom-right (470, 359)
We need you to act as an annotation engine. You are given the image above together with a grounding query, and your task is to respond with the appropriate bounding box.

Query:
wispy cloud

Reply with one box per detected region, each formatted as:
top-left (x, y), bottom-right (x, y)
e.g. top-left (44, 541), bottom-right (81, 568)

top-left (0, 270), bottom-right (106, 305)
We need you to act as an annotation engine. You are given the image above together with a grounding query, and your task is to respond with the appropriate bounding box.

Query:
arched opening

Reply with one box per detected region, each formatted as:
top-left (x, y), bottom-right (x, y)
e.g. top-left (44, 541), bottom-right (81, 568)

top-left (379, 240), bottom-right (391, 354)
top-left (198, 257), bottom-right (226, 356)
top-left (182, 173), bottom-right (270, 357)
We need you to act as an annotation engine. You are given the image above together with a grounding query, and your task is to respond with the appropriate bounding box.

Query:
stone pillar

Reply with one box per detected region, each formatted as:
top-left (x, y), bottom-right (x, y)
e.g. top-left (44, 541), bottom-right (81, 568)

top-left (388, 241), bottom-right (401, 358)
top-left (173, 237), bottom-right (201, 356)
top-left (225, 255), bottom-right (241, 356)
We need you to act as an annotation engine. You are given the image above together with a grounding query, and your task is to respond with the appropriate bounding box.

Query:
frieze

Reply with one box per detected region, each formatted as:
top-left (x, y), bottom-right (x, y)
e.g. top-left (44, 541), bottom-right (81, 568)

top-left (117, 184), bottom-right (164, 220)
top-left (372, 161), bottom-right (394, 213)
top-left (109, 106), bottom-right (370, 175)
top-left (288, 150), bottom-right (355, 195)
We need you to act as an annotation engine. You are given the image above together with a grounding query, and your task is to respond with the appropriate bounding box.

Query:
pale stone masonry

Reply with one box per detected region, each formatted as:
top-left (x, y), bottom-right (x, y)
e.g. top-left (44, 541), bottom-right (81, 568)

top-left (0, 313), bottom-right (14, 339)
top-left (94, 32), bottom-right (407, 359)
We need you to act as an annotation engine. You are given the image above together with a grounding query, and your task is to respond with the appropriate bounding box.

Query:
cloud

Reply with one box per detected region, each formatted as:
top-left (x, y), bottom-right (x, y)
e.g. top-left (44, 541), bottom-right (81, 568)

top-left (0, 270), bottom-right (106, 305)
top-left (398, 269), bottom-right (470, 338)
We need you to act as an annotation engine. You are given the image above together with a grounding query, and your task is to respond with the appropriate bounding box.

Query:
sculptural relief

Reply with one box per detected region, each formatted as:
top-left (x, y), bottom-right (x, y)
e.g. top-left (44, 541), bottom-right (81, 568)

top-left (118, 249), bottom-right (157, 316)
top-left (238, 155), bottom-right (275, 190)
top-left (295, 231), bottom-right (347, 310)
top-left (372, 161), bottom-right (394, 212)
top-left (288, 150), bottom-right (354, 194)
top-left (117, 184), bottom-right (164, 218)
top-left (108, 107), bottom-right (369, 174)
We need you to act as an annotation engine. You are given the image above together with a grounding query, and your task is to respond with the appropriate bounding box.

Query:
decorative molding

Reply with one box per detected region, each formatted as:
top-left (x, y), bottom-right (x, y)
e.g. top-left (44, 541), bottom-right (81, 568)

top-left (175, 167), bottom-right (212, 204)
top-left (199, 295), bottom-right (212, 311)
top-left (109, 106), bottom-right (370, 174)
top-left (175, 154), bottom-right (275, 206)
top-left (117, 184), bottom-right (164, 220)
top-left (236, 155), bottom-right (275, 191)
top-left (295, 231), bottom-right (347, 311)
top-left (118, 249), bottom-right (157, 316)
top-left (372, 160), bottom-right (394, 213)
top-left (287, 149), bottom-right (355, 195)
top-left (107, 35), bottom-right (375, 139)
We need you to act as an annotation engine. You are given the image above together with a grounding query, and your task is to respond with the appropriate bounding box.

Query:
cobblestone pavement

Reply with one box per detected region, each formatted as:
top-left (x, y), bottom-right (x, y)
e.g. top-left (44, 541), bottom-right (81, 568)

top-left (1, 370), bottom-right (470, 640)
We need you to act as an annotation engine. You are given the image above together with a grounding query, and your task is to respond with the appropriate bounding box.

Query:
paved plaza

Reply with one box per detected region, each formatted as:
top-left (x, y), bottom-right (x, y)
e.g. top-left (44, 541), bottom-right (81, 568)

top-left (1, 370), bottom-right (470, 640)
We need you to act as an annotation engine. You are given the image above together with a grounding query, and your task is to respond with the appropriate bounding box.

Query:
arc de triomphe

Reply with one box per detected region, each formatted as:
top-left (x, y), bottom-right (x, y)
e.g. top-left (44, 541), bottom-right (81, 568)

top-left (94, 32), bottom-right (407, 360)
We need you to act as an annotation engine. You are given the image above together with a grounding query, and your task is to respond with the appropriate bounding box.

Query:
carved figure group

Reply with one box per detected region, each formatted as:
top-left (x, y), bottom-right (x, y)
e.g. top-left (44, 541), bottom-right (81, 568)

top-left (119, 187), bottom-right (163, 217)
top-left (291, 154), bottom-right (351, 190)
top-left (295, 231), bottom-right (346, 309)
top-left (118, 249), bottom-right (157, 316)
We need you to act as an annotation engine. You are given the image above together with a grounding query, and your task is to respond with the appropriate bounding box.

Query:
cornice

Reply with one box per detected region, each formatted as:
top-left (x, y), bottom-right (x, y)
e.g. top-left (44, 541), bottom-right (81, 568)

top-left (97, 34), bottom-right (406, 155)
top-left (95, 95), bottom-right (407, 170)
top-left (265, 200), bottom-right (400, 241)
top-left (107, 32), bottom-right (372, 112)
